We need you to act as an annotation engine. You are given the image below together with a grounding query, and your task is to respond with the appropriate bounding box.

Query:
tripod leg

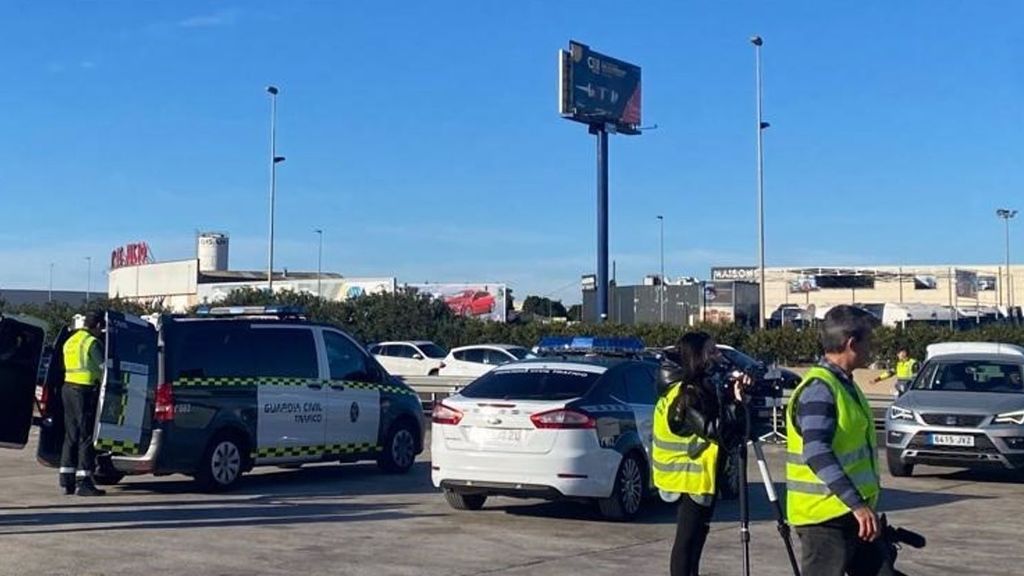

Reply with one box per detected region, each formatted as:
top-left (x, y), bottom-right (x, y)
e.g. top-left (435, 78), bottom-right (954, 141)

top-left (739, 441), bottom-right (751, 576)
top-left (750, 440), bottom-right (802, 576)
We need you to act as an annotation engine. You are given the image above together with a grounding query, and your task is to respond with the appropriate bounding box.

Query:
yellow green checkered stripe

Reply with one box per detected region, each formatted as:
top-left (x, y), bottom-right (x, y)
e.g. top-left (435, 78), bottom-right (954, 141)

top-left (95, 437), bottom-right (141, 456)
top-left (253, 442), bottom-right (381, 459)
top-left (173, 377), bottom-right (416, 396)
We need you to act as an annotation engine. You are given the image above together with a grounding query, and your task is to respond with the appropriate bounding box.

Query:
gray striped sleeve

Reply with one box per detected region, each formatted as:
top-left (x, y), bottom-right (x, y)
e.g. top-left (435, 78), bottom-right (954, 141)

top-left (796, 379), bottom-right (865, 510)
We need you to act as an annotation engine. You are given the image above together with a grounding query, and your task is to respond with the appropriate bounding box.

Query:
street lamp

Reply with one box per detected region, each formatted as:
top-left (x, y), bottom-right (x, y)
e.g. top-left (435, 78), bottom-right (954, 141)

top-left (751, 35), bottom-right (769, 329)
top-left (997, 208), bottom-right (1018, 309)
top-left (314, 229), bottom-right (324, 299)
top-left (85, 256), bottom-right (92, 303)
top-left (266, 85), bottom-right (286, 293)
top-left (657, 215), bottom-right (665, 323)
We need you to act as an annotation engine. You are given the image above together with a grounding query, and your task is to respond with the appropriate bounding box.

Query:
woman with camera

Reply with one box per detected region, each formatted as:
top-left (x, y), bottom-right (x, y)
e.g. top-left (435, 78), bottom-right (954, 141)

top-left (653, 331), bottom-right (750, 576)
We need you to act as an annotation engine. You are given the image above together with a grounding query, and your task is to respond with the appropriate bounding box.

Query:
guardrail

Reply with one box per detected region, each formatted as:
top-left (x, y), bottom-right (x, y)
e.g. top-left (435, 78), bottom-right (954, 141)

top-left (398, 375), bottom-right (475, 411)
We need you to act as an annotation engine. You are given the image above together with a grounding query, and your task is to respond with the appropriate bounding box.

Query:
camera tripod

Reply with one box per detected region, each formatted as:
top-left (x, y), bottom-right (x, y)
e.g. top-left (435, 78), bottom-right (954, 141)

top-left (736, 401), bottom-right (801, 576)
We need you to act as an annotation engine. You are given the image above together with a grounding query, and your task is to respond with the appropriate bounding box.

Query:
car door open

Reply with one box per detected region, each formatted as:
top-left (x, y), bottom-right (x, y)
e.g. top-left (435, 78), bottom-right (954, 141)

top-left (94, 311), bottom-right (159, 457)
top-left (0, 315), bottom-right (47, 450)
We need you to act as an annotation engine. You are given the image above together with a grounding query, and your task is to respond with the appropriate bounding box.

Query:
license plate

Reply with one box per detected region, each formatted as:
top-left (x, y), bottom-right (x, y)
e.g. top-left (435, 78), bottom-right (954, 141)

top-left (475, 428), bottom-right (523, 444)
top-left (930, 434), bottom-right (975, 447)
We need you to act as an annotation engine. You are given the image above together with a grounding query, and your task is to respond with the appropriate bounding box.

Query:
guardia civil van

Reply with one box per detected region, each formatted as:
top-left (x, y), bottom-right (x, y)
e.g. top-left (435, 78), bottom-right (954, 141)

top-left (0, 307), bottom-right (425, 491)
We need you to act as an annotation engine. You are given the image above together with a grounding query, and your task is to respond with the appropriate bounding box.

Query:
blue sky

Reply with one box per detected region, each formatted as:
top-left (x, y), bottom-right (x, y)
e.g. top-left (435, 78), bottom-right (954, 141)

top-left (2, 2), bottom-right (1022, 303)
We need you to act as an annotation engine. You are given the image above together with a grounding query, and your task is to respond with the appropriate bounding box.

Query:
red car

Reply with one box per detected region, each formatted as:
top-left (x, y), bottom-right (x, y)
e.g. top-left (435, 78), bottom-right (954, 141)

top-left (444, 290), bottom-right (495, 317)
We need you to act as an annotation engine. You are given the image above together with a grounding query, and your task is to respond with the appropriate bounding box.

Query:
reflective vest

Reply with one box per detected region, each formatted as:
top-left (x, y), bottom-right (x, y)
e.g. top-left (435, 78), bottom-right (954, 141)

top-left (785, 366), bottom-right (880, 526)
top-left (895, 358), bottom-right (917, 380)
top-left (652, 383), bottom-right (720, 497)
top-left (64, 330), bottom-right (102, 386)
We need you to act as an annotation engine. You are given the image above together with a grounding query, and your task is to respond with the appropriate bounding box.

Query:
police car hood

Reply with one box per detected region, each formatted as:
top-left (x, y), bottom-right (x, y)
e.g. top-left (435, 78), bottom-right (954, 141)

top-left (897, 390), bottom-right (1024, 416)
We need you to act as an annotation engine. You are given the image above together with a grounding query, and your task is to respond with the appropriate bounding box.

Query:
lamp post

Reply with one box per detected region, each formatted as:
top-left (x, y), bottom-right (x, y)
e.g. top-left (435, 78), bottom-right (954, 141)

top-left (997, 209), bottom-right (1018, 309)
top-left (266, 85), bottom-right (286, 293)
top-left (751, 35), bottom-right (769, 329)
top-left (657, 215), bottom-right (665, 323)
top-left (314, 229), bottom-right (324, 299)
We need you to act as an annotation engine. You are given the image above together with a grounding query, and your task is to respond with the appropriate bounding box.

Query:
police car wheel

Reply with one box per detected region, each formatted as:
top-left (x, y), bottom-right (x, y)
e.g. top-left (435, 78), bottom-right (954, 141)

top-left (378, 421), bottom-right (417, 474)
top-left (197, 434), bottom-right (245, 491)
top-left (443, 489), bottom-right (487, 511)
top-left (598, 453), bottom-right (646, 521)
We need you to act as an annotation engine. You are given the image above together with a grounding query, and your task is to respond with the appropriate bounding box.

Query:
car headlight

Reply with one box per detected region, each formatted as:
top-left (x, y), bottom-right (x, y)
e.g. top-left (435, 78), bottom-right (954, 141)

top-left (889, 406), bottom-right (916, 422)
top-left (994, 410), bottom-right (1024, 425)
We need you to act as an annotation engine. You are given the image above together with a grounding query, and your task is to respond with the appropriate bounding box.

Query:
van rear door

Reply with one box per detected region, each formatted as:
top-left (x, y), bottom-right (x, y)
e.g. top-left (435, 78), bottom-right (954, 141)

top-left (37, 327), bottom-right (71, 467)
top-left (93, 312), bottom-right (158, 457)
top-left (0, 315), bottom-right (47, 449)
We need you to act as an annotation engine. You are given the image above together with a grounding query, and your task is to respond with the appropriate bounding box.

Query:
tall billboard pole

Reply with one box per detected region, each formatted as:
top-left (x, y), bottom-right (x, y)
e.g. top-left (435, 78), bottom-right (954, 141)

top-left (560, 41), bottom-right (642, 322)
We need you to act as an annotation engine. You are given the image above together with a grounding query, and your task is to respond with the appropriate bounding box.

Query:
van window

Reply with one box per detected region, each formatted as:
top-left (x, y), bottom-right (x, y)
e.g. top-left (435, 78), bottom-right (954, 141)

top-left (324, 331), bottom-right (373, 382)
top-left (170, 324), bottom-right (317, 381)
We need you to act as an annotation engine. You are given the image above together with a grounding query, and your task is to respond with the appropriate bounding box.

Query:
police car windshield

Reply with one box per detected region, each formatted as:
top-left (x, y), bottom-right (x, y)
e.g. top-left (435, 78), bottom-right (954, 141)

top-left (460, 367), bottom-right (601, 401)
top-left (913, 360), bottom-right (1024, 394)
top-left (419, 343), bottom-right (448, 359)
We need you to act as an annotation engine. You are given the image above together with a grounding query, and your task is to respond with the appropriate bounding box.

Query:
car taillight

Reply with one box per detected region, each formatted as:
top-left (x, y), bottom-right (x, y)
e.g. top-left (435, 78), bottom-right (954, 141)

top-left (530, 409), bottom-right (596, 429)
top-left (432, 403), bottom-right (463, 426)
top-left (154, 382), bottom-right (175, 423)
top-left (37, 385), bottom-right (49, 414)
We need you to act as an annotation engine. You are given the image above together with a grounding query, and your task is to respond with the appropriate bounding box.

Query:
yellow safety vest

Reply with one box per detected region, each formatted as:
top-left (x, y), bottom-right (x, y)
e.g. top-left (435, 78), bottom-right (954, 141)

top-left (64, 330), bottom-right (102, 386)
top-left (652, 383), bottom-right (720, 497)
top-left (785, 366), bottom-right (880, 526)
top-left (895, 358), bottom-right (917, 380)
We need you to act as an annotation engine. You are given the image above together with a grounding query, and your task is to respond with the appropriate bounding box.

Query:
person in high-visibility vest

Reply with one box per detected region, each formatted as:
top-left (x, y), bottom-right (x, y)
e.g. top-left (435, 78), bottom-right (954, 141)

top-left (654, 332), bottom-right (749, 576)
top-left (873, 348), bottom-right (918, 387)
top-left (60, 311), bottom-right (106, 497)
top-left (786, 305), bottom-right (893, 575)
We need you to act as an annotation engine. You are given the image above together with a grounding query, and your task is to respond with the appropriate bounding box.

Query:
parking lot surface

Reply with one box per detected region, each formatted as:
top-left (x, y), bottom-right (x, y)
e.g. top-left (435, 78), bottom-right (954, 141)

top-left (1, 431), bottom-right (1021, 576)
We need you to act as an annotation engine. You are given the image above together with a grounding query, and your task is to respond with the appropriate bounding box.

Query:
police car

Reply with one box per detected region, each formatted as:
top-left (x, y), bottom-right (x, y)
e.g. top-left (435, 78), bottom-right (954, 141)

top-left (0, 307), bottom-right (425, 491)
top-left (431, 337), bottom-right (659, 521)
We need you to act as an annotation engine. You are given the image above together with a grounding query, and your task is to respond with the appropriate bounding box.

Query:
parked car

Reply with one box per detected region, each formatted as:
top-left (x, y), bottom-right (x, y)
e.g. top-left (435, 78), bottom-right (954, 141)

top-left (444, 290), bottom-right (496, 317)
top-left (370, 341), bottom-right (448, 376)
top-left (886, 342), bottom-right (1024, 477)
top-left (439, 344), bottom-right (533, 378)
top-left (432, 337), bottom-right (658, 521)
top-left (1, 307), bottom-right (425, 492)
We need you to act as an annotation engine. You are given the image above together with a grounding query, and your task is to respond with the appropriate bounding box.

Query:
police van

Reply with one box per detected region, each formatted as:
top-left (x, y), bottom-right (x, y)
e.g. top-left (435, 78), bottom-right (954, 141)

top-left (0, 307), bottom-right (425, 491)
top-left (431, 337), bottom-right (659, 520)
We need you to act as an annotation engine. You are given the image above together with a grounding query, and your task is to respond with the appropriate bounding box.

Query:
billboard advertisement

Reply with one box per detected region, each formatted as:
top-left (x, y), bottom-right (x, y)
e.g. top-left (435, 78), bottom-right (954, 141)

top-left (711, 267), bottom-right (758, 282)
top-left (559, 41), bottom-right (641, 135)
top-left (955, 270), bottom-right (978, 299)
top-left (978, 275), bottom-right (997, 291)
top-left (914, 274), bottom-right (938, 290)
top-left (788, 275), bottom-right (820, 294)
top-left (196, 278), bottom-right (396, 304)
top-left (407, 283), bottom-right (507, 322)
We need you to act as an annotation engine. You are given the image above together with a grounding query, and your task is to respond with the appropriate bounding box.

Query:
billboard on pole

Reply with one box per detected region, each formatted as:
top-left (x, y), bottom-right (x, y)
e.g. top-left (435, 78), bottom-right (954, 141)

top-left (559, 41), bottom-right (642, 134)
top-left (407, 283), bottom-right (507, 322)
top-left (955, 270), bottom-right (979, 299)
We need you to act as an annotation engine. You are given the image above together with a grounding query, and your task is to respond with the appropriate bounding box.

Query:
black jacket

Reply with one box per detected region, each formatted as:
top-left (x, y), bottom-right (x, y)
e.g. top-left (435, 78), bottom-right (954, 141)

top-left (666, 378), bottom-right (743, 449)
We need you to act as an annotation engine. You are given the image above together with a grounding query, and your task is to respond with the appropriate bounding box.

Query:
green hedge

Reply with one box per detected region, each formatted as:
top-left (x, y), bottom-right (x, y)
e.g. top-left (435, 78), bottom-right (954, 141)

top-left (5, 288), bottom-right (1024, 369)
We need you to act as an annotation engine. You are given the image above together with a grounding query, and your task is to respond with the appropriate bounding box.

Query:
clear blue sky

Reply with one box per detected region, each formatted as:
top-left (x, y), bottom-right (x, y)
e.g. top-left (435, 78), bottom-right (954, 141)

top-left (2, 2), bottom-right (1022, 303)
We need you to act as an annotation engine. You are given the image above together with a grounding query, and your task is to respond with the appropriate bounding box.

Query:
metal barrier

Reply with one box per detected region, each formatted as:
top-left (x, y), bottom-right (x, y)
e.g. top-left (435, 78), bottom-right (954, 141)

top-left (398, 375), bottom-right (475, 412)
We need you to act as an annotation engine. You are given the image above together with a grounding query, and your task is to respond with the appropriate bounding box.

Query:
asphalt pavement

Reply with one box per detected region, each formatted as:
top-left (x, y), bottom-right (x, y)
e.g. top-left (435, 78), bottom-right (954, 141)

top-left (0, 430), bottom-right (1021, 576)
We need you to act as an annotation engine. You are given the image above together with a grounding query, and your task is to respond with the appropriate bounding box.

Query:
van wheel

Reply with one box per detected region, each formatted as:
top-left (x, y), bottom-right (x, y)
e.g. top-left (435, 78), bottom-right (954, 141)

top-left (378, 421), bottom-right (418, 474)
top-left (444, 489), bottom-right (487, 511)
top-left (94, 457), bottom-right (125, 486)
top-left (197, 433), bottom-right (246, 492)
top-left (598, 452), bottom-right (646, 521)
top-left (887, 448), bottom-right (914, 477)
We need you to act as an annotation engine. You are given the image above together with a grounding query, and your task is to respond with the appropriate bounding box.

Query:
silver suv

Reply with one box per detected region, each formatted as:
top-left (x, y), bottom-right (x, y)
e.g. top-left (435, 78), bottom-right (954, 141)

top-left (885, 342), bottom-right (1024, 476)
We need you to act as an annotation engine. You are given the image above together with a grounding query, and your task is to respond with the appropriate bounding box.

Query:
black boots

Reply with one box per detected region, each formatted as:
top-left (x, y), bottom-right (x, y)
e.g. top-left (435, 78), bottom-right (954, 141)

top-left (59, 473), bottom-right (76, 496)
top-left (75, 477), bottom-right (106, 497)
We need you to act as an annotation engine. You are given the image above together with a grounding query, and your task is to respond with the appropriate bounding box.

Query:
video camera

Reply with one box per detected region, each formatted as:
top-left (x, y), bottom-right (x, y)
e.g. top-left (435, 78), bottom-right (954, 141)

top-left (706, 359), bottom-right (783, 402)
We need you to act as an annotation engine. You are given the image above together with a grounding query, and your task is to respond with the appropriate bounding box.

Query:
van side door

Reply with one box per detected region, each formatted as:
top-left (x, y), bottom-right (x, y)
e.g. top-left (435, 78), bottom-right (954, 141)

top-left (0, 315), bottom-right (47, 449)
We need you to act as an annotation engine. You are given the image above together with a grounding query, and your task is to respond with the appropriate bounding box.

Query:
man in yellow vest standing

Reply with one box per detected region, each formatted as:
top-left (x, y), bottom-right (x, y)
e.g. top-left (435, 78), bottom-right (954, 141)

top-left (786, 305), bottom-right (892, 575)
top-left (60, 311), bottom-right (107, 497)
top-left (872, 348), bottom-right (918, 390)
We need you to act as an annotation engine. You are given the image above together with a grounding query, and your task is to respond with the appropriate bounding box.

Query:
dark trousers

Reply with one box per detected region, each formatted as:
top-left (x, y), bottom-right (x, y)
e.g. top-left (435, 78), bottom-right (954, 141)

top-left (60, 384), bottom-right (97, 479)
top-left (671, 496), bottom-right (716, 576)
top-left (796, 513), bottom-right (895, 576)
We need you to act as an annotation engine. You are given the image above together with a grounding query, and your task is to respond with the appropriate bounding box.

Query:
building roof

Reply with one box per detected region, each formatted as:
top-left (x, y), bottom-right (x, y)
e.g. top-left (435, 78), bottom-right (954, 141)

top-left (0, 289), bottom-right (90, 308)
top-left (198, 270), bottom-right (344, 284)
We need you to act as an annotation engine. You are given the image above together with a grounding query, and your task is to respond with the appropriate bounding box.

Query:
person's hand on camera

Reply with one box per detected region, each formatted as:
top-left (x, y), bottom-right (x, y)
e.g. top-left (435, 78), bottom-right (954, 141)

top-left (852, 505), bottom-right (880, 542)
top-left (731, 373), bottom-right (753, 403)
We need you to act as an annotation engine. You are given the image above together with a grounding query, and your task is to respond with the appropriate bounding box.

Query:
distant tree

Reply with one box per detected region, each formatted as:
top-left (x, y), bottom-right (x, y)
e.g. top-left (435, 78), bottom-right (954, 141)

top-left (567, 304), bottom-right (583, 322)
top-left (522, 296), bottom-right (568, 318)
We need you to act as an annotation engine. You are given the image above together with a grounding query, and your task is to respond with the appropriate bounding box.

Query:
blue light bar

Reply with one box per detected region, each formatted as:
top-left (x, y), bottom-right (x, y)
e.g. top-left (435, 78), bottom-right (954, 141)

top-left (536, 336), bottom-right (645, 355)
top-left (195, 305), bottom-right (305, 317)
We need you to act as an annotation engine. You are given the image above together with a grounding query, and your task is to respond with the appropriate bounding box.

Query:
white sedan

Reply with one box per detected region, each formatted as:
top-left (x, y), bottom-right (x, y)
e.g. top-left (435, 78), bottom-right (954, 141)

top-left (369, 341), bottom-right (448, 376)
top-left (439, 344), bottom-right (532, 378)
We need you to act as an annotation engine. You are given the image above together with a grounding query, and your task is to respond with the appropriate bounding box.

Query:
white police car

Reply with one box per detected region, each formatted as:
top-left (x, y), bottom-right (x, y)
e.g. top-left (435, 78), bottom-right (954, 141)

top-left (431, 337), bottom-right (659, 521)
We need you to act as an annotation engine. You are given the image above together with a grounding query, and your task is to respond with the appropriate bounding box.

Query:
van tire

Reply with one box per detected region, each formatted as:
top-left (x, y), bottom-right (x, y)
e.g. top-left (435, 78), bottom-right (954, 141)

top-left (94, 456), bottom-right (125, 486)
top-left (598, 452), bottom-right (647, 521)
top-left (196, 432), bottom-right (247, 492)
top-left (378, 420), bottom-right (418, 474)
top-left (444, 489), bottom-right (486, 511)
